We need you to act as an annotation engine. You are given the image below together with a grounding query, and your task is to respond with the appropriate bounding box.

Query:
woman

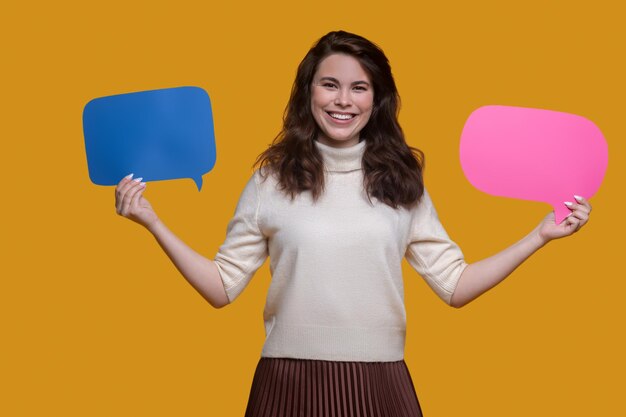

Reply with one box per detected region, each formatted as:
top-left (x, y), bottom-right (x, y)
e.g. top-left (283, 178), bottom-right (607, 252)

top-left (115, 31), bottom-right (592, 416)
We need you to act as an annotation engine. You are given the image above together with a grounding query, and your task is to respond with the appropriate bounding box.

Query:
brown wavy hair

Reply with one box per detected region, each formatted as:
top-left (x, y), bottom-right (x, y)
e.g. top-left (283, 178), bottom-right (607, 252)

top-left (255, 30), bottom-right (424, 209)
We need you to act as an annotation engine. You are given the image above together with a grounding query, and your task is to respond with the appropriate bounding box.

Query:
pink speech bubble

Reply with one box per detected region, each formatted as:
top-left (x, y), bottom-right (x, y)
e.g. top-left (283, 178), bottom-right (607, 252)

top-left (460, 105), bottom-right (608, 224)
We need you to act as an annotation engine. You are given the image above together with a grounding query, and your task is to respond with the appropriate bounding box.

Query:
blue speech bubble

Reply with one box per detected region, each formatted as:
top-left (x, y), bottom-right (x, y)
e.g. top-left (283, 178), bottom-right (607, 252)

top-left (83, 86), bottom-right (216, 190)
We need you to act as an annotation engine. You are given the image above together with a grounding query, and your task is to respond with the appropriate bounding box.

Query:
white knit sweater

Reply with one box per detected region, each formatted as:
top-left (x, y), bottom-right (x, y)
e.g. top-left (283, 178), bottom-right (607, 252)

top-left (215, 139), bottom-right (468, 362)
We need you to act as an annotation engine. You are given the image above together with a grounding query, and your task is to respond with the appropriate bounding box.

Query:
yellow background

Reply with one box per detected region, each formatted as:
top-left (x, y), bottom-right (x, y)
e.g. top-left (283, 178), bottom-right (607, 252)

top-left (2, 0), bottom-right (624, 415)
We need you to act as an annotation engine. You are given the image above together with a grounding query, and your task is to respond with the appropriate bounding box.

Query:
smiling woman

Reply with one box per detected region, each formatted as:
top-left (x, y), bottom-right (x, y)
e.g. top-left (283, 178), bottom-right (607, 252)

top-left (240, 30), bottom-right (432, 416)
top-left (113, 30), bottom-right (592, 417)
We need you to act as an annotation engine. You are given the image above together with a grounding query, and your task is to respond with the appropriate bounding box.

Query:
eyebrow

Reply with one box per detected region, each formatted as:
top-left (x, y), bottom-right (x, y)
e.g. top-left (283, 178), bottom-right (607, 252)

top-left (317, 76), bottom-right (371, 87)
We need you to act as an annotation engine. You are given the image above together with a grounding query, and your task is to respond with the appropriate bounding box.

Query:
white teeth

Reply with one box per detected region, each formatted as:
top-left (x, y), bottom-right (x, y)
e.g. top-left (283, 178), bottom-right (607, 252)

top-left (329, 112), bottom-right (354, 120)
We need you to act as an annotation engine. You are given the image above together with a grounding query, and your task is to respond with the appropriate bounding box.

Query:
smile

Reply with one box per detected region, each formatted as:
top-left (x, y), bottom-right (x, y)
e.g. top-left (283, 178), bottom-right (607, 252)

top-left (327, 112), bottom-right (355, 120)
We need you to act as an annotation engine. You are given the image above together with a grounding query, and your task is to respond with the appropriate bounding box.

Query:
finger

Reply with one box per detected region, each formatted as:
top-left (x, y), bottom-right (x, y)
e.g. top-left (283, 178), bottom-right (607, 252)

top-left (571, 210), bottom-right (589, 229)
top-left (115, 173), bottom-right (135, 196)
top-left (564, 216), bottom-right (580, 232)
top-left (117, 173), bottom-right (134, 186)
top-left (119, 178), bottom-right (144, 216)
top-left (563, 201), bottom-right (591, 217)
top-left (572, 209), bottom-right (589, 221)
top-left (573, 203), bottom-right (591, 216)
top-left (115, 173), bottom-right (135, 212)
top-left (116, 180), bottom-right (136, 214)
top-left (127, 182), bottom-right (147, 214)
top-left (120, 178), bottom-right (144, 215)
top-left (570, 213), bottom-right (586, 232)
top-left (574, 195), bottom-right (592, 213)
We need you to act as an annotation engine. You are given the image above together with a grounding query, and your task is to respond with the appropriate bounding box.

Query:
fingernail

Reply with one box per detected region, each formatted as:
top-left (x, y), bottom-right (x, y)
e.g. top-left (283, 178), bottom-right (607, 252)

top-left (133, 177), bottom-right (143, 182)
top-left (574, 195), bottom-right (583, 202)
top-left (140, 182), bottom-right (146, 187)
top-left (564, 201), bottom-right (573, 207)
top-left (125, 173), bottom-right (134, 180)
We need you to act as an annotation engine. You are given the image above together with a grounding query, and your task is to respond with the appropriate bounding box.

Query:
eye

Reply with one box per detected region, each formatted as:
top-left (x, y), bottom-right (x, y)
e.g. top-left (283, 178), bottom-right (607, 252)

top-left (322, 82), bottom-right (337, 89)
top-left (353, 85), bottom-right (368, 92)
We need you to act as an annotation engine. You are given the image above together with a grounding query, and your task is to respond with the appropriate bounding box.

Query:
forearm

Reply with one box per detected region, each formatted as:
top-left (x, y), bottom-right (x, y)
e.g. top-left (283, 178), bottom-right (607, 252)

top-left (147, 219), bottom-right (230, 308)
top-left (450, 225), bottom-right (547, 308)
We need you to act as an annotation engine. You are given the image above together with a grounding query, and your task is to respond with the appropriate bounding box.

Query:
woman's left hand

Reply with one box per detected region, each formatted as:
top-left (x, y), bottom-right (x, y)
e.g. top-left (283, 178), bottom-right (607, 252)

top-left (537, 195), bottom-right (592, 244)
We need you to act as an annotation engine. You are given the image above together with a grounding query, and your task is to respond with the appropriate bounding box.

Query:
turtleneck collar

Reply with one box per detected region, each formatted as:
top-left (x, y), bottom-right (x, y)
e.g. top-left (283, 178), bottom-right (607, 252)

top-left (314, 139), bottom-right (366, 172)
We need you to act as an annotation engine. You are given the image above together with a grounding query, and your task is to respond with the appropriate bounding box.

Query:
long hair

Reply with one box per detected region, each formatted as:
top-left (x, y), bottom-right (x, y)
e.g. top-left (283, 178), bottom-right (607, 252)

top-left (255, 30), bottom-right (424, 209)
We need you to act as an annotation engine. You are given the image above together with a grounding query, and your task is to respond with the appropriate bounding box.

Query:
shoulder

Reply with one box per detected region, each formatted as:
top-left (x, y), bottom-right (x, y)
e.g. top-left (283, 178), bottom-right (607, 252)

top-left (238, 168), bottom-right (282, 206)
top-left (253, 166), bottom-right (281, 190)
top-left (408, 186), bottom-right (440, 224)
top-left (406, 186), bottom-right (433, 212)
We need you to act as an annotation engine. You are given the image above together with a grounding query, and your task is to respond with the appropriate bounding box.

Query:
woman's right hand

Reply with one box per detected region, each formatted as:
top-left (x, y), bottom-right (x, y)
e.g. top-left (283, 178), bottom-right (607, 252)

top-left (115, 174), bottom-right (159, 230)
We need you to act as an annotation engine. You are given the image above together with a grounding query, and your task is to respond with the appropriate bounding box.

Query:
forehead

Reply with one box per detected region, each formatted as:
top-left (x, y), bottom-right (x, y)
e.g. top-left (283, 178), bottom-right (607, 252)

top-left (314, 53), bottom-right (371, 82)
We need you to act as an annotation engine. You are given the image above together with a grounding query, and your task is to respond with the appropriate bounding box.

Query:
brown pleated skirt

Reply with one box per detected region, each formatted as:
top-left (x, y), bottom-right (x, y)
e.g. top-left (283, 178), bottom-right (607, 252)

top-left (244, 357), bottom-right (423, 417)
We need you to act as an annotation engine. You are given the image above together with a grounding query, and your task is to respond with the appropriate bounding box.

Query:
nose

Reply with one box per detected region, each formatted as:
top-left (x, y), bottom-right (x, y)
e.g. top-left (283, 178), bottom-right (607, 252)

top-left (334, 87), bottom-right (351, 107)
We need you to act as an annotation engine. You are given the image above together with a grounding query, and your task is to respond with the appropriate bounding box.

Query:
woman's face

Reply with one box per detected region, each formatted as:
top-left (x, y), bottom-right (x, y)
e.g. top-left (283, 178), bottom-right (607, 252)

top-left (311, 53), bottom-right (374, 148)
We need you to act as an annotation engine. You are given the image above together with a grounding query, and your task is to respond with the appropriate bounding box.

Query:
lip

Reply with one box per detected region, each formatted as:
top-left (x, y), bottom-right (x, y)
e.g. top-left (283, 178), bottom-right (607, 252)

top-left (325, 111), bottom-right (357, 124)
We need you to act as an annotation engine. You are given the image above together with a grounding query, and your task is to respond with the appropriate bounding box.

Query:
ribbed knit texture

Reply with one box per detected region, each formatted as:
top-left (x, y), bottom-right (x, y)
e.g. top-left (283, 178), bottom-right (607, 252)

top-left (215, 139), bottom-right (468, 361)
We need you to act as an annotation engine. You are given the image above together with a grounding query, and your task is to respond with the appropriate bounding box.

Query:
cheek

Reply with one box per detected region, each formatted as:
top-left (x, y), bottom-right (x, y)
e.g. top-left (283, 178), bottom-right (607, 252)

top-left (360, 96), bottom-right (374, 124)
top-left (312, 89), bottom-right (332, 107)
top-left (360, 102), bottom-right (374, 122)
top-left (310, 97), bottom-right (325, 127)
top-left (311, 95), bottom-right (324, 116)
top-left (356, 93), bottom-right (374, 111)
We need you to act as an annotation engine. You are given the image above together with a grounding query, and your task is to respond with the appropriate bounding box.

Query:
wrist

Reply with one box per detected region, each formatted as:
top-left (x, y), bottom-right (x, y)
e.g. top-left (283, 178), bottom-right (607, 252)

top-left (530, 226), bottom-right (550, 249)
top-left (145, 217), bottom-right (163, 234)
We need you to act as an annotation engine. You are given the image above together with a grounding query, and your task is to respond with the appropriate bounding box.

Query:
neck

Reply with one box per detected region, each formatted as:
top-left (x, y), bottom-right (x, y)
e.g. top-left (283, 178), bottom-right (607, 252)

top-left (315, 136), bottom-right (361, 149)
top-left (314, 139), bottom-right (366, 172)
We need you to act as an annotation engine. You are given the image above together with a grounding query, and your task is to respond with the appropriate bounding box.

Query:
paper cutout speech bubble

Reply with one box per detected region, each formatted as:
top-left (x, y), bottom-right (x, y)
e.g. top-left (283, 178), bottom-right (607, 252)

top-left (460, 105), bottom-right (608, 224)
top-left (83, 86), bottom-right (216, 190)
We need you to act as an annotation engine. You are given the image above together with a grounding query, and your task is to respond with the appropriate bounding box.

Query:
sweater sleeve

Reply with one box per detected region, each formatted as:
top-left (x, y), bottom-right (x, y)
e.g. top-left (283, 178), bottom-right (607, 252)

top-left (214, 172), bottom-right (268, 303)
top-left (405, 188), bottom-right (468, 305)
